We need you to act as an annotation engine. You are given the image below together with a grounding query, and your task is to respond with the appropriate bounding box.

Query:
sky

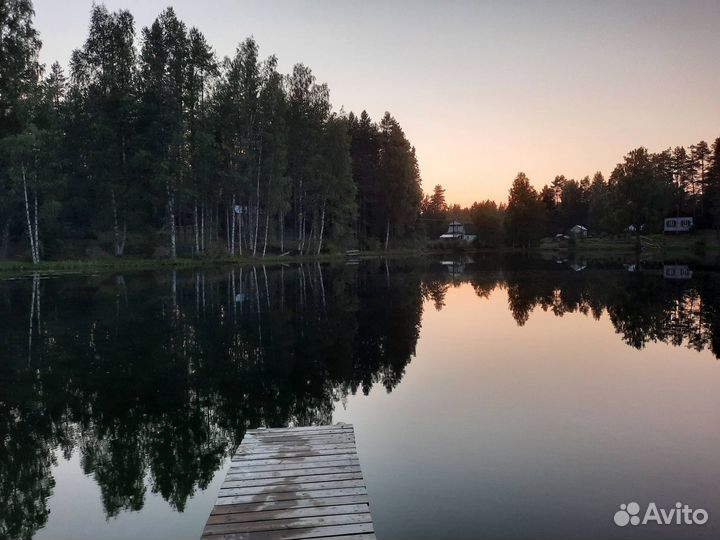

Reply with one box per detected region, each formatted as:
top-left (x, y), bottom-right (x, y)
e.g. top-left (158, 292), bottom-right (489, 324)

top-left (32, 0), bottom-right (720, 206)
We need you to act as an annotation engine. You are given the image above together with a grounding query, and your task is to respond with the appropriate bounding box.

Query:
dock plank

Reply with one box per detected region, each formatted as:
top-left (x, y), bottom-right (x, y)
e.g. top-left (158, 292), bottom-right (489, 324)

top-left (222, 472), bottom-right (364, 488)
top-left (206, 504), bottom-right (371, 525)
top-left (225, 465), bottom-right (362, 481)
top-left (201, 424), bottom-right (375, 540)
top-left (210, 495), bottom-right (371, 515)
top-left (203, 512), bottom-right (372, 535)
top-left (227, 459), bottom-right (360, 474)
top-left (218, 479), bottom-right (367, 497)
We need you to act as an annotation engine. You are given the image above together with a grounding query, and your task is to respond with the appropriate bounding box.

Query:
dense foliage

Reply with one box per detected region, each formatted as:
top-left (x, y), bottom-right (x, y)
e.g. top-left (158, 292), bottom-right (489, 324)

top-left (427, 140), bottom-right (720, 247)
top-left (0, 3), bottom-right (423, 262)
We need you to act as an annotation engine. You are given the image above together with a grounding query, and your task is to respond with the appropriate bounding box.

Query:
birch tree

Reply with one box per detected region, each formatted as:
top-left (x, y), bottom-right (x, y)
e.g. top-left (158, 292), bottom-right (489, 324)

top-left (69, 5), bottom-right (137, 256)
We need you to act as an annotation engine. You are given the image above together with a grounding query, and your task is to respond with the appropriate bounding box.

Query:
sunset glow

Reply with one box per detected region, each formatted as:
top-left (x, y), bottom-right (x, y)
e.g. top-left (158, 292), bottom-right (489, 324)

top-left (33, 0), bottom-right (720, 205)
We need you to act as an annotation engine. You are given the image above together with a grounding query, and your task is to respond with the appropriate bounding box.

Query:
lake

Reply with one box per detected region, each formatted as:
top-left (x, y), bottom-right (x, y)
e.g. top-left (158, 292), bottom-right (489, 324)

top-left (1, 256), bottom-right (719, 540)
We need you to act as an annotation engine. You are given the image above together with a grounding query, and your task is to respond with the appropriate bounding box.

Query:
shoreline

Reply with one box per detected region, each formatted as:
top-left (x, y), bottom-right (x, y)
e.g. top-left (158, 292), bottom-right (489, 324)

top-left (1, 235), bottom-right (719, 276)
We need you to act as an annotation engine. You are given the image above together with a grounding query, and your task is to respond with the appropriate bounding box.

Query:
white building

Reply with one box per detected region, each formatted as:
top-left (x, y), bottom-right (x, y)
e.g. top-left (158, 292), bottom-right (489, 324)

top-left (664, 217), bottom-right (693, 233)
top-left (439, 221), bottom-right (477, 242)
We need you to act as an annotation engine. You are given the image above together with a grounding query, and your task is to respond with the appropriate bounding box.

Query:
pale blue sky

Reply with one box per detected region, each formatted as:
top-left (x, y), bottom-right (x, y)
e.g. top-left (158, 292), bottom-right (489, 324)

top-left (33, 0), bottom-right (720, 204)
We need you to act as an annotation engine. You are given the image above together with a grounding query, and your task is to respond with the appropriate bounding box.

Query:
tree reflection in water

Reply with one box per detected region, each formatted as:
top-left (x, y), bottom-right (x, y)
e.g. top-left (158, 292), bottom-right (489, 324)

top-left (0, 257), bottom-right (718, 539)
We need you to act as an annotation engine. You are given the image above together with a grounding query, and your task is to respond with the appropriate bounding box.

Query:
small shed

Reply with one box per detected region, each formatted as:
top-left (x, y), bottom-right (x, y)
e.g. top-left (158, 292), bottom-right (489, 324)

top-left (569, 225), bottom-right (588, 238)
top-left (664, 217), bottom-right (693, 233)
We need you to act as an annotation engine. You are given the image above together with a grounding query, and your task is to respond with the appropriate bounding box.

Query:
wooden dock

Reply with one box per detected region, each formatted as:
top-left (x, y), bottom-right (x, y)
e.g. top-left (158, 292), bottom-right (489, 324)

top-left (201, 424), bottom-right (376, 540)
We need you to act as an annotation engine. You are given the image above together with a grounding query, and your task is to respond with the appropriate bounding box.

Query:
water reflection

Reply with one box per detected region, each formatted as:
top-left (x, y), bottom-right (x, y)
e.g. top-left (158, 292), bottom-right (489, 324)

top-left (0, 261), bottom-right (423, 539)
top-left (0, 257), bottom-right (718, 539)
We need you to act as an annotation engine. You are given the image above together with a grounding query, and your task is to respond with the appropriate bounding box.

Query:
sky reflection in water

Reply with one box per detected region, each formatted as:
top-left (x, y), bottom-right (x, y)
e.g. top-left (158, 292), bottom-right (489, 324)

top-left (1, 257), bottom-right (718, 540)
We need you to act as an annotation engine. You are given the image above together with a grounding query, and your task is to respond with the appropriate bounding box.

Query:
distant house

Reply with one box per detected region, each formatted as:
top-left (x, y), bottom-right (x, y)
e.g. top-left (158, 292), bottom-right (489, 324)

top-left (569, 225), bottom-right (588, 238)
top-left (664, 265), bottom-right (692, 280)
top-left (439, 221), bottom-right (477, 242)
top-left (664, 217), bottom-right (693, 233)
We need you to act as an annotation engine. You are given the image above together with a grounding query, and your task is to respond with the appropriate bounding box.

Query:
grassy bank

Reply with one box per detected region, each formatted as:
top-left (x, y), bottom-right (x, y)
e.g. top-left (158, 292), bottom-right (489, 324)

top-left (3, 233), bottom-right (719, 276)
top-left (0, 248), bottom-right (430, 275)
top-left (538, 231), bottom-right (720, 256)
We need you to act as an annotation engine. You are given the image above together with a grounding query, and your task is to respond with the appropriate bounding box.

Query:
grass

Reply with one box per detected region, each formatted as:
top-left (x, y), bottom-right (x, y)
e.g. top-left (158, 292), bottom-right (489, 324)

top-left (0, 248), bottom-right (432, 276)
top-left (538, 230), bottom-right (720, 258)
top-left (3, 232), bottom-right (718, 276)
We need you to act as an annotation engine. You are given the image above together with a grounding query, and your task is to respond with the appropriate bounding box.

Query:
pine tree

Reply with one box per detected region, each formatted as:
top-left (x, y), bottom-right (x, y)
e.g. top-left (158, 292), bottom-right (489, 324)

top-left (348, 110), bottom-right (380, 244)
top-left (609, 148), bottom-right (673, 247)
top-left (505, 172), bottom-right (544, 248)
top-left (704, 138), bottom-right (720, 236)
top-left (317, 113), bottom-right (355, 253)
top-left (377, 112), bottom-right (422, 249)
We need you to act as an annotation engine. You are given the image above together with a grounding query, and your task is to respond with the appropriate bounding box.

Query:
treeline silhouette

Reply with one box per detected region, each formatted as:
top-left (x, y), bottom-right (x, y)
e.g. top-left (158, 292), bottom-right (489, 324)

top-left (423, 141), bottom-right (720, 247)
top-left (2, 259), bottom-right (719, 538)
top-left (0, 261), bottom-right (423, 539)
top-left (0, 2), bottom-right (423, 263)
top-left (422, 257), bottom-right (720, 355)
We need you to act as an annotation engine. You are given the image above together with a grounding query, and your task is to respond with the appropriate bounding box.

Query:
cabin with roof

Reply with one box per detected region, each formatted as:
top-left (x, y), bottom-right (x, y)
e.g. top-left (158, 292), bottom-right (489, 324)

top-left (439, 221), bottom-right (477, 242)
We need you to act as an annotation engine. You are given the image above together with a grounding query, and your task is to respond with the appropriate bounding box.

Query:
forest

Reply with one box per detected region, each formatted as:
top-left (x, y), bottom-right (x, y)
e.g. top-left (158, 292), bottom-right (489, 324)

top-left (423, 140), bottom-right (720, 248)
top-left (3, 2), bottom-right (720, 265)
top-left (0, 2), bottom-right (423, 263)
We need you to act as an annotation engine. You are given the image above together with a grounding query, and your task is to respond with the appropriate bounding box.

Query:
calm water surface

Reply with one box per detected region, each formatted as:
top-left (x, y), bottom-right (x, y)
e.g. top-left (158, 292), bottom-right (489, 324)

top-left (1, 257), bottom-right (719, 540)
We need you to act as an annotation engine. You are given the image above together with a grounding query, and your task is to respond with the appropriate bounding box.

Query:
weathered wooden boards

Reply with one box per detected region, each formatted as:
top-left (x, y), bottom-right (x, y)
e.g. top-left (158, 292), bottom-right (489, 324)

top-left (201, 424), bottom-right (375, 540)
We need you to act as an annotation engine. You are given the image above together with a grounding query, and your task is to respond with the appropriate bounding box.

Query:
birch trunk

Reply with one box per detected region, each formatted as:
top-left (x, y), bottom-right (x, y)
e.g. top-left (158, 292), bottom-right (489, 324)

top-left (111, 189), bottom-right (123, 256)
top-left (316, 198), bottom-right (326, 256)
top-left (168, 181), bottom-right (177, 259)
top-left (280, 211), bottom-right (284, 253)
top-left (200, 202), bottom-right (205, 253)
top-left (385, 218), bottom-right (391, 251)
top-left (33, 192), bottom-right (39, 261)
top-left (194, 201), bottom-right (200, 255)
top-left (238, 203), bottom-right (243, 256)
top-left (22, 166), bottom-right (38, 264)
top-left (226, 205), bottom-right (230, 252)
top-left (230, 196), bottom-right (236, 255)
top-left (262, 175), bottom-right (272, 257)
top-left (306, 218), bottom-right (315, 257)
top-left (120, 219), bottom-right (126, 256)
top-left (253, 144), bottom-right (263, 256)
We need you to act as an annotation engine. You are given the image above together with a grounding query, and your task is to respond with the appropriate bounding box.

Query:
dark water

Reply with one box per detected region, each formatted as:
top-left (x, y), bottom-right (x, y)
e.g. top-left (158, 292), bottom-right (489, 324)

top-left (1, 256), bottom-right (719, 540)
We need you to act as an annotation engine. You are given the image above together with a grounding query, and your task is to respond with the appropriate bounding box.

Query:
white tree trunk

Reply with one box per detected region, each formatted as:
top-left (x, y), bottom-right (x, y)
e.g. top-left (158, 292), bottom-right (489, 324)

top-left (262, 175), bottom-right (272, 257)
top-left (111, 189), bottom-right (124, 257)
top-left (33, 192), bottom-right (39, 261)
top-left (194, 201), bottom-right (199, 255)
top-left (230, 196), bottom-right (236, 255)
top-left (237, 202), bottom-right (242, 256)
top-left (385, 218), bottom-right (391, 251)
top-left (280, 211), bottom-right (284, 253)
top-left (22, 166), bottom-right (38, 264)
top-left (200, 202), bottom-right (205, 253)
top-left (316, 198), bottom-right (326, 256)
top-left (167, 181), bottom-right (177, 259)
top-left (120, 219), bottom-right (126, 256)
top-left (253, 144), bottom-right (262, 256)
top-left (225, 205), bottom-right (230, 252)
